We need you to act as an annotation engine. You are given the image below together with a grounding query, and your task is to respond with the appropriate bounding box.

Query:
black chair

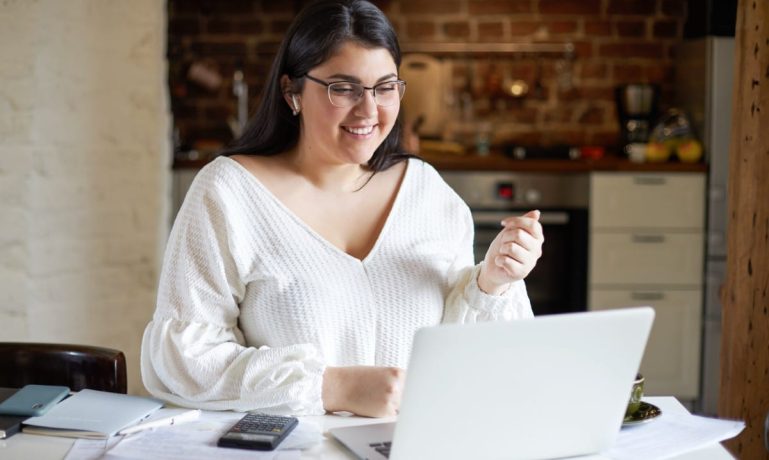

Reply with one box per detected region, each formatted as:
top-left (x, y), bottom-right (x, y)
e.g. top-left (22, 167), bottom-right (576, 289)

top-left (0, 342), bottom-right (127, 394)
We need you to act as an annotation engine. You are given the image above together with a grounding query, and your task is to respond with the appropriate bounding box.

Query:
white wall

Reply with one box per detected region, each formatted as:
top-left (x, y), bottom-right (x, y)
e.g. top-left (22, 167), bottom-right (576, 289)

top-left (0, 0), bottom-right (170, 395)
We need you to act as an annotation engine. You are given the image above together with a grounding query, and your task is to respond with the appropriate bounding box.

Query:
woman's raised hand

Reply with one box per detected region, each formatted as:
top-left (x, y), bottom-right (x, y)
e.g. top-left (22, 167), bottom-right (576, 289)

top-left (478, 210), bottom-right (544, 296)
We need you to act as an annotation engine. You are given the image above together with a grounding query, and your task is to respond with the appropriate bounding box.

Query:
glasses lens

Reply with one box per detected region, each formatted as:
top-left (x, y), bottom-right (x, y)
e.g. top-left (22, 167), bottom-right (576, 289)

top-left (326, 81), bottom-right (405, 107)
top-left (374, 81), bottom-right (405, 107)
top-left (327, 82), bottom-right (363, 108)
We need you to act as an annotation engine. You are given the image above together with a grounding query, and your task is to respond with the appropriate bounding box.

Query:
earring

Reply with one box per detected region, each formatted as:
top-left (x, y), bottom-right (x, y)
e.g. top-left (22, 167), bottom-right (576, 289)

top-left (291, 95), bottom-right (300, 116)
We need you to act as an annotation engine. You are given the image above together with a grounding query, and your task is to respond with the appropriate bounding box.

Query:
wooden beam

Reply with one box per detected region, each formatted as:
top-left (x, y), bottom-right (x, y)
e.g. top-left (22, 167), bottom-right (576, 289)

top-left (720, 0), bottom-right (769, 458)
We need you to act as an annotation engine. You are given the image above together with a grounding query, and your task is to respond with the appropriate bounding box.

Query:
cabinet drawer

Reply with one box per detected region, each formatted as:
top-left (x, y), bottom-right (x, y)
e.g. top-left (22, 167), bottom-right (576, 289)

top-left (591, 173), bottom-right (705, 229)
top-left (590, 232), bottom-right (703, 285)
top-left (589, 289), bottom-right (702, 399)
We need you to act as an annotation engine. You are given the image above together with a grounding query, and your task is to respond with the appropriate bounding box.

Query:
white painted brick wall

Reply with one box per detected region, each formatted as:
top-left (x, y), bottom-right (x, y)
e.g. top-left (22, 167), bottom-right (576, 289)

top-left (0, 0), bottom-right (170, 395)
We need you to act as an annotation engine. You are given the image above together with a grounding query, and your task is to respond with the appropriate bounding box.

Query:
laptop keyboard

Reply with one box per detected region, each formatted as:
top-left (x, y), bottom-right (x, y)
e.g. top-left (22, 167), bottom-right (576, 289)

top-left (369, 441), bottom-right (392, 458)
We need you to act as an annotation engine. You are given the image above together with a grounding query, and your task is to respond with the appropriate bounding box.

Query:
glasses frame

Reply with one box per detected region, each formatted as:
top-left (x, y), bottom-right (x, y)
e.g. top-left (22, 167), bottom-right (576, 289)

top-left (303, 74), bottom-right (406, 108)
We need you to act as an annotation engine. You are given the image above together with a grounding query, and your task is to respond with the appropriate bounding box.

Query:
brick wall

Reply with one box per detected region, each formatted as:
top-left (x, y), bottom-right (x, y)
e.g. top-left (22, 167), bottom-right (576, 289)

top-left (169, 0), bottom-right (686, 150)
top-left (0, 0), bottom-right (170, 395)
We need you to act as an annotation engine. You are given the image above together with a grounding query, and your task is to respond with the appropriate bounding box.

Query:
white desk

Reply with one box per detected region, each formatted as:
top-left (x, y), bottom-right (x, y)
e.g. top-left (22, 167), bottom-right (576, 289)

top-left (0, 397), bottom-right (734, 459)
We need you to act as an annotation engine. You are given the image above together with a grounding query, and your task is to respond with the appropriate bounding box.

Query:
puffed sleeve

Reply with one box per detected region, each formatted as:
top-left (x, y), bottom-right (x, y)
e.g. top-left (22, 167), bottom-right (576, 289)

top-left (441, 205), bottom-right (534, 323)
top-left (140, 173), bottom-right (325, 415)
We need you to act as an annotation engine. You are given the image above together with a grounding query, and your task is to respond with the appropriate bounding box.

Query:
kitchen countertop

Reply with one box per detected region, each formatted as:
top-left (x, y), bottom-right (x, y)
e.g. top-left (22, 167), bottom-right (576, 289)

top-left (173, 152), bottom-right (708, 173)
top-left (417, 151), bottom-right (708, 173)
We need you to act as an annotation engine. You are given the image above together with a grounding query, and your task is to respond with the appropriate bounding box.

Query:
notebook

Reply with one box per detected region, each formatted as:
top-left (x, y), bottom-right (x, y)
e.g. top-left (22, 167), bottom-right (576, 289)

top-left (0, 388), bottom-right (26, 439)
top-left (22, 389), bottom-right (163, 439)
top-left (330, 307), bottom-right (655, 460)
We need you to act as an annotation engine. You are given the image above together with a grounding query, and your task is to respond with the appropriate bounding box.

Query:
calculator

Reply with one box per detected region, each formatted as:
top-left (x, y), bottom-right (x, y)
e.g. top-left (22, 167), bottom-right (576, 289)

top-left (217, 413), bottom-right (299, 451)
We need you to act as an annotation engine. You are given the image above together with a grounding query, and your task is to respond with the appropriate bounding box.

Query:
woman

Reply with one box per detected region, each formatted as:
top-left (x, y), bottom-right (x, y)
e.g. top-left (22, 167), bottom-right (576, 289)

top-left (141, 0), bottom-right (543, 417)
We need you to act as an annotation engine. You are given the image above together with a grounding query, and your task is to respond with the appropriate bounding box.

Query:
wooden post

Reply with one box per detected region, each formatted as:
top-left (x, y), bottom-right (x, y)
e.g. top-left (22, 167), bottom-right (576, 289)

top-left (720, 0), bottom-right (769, 458)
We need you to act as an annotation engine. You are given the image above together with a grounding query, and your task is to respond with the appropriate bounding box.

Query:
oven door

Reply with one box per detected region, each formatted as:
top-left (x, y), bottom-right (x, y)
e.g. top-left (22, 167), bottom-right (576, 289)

top-left (472, 209), bottom-right (588, 316)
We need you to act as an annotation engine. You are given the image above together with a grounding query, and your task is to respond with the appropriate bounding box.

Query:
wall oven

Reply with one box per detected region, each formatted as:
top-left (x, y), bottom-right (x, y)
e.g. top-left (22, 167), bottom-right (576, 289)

top-left (441, 171), bottom-right (589, 316)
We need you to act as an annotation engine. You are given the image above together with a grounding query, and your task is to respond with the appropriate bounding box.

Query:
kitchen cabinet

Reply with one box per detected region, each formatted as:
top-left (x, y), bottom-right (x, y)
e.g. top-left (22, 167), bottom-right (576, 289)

top-left (588, 172), bottom-right (706, 402)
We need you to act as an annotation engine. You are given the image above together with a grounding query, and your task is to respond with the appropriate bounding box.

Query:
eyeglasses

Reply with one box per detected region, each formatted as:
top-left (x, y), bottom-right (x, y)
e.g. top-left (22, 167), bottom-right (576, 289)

top-left (304, 74), bottom-right (406, 108)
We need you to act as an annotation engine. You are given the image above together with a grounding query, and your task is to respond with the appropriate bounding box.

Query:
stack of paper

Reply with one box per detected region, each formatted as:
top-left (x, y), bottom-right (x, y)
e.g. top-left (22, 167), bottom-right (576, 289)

top-left (23, 389), bottom-right (163, 439)
top-left (608, 410), bottom-right (744, 459)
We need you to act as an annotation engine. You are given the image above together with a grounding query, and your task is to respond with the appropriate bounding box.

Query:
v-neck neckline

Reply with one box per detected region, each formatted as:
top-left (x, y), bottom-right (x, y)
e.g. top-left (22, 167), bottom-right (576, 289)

top-left (221, 156), bottom-right (412, 264)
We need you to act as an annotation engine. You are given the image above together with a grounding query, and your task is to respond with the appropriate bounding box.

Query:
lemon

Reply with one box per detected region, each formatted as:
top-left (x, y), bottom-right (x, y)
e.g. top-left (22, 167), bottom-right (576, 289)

top-left (676, 139), bottom-right (703, 163)
top-left (646, 142), bottom-right (672, 162)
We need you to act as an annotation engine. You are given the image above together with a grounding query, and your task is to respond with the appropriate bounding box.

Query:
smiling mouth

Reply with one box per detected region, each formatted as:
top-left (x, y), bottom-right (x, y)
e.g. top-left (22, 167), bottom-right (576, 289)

top-left (342, 125), bottom-right (376, 135)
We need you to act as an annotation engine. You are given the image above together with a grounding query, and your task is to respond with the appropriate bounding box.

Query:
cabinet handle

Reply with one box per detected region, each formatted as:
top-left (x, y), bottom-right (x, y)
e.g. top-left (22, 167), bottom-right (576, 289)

top-left (472, 212), bottom-right (514, 225)
top-left (631, 292), bottom-right (665, 301)
top-left (632, 234), bottom-right (666, 243)
top-left (633, 176), bottom-right (667, 185)
top-left (472, 211), bottom-right (569, 225)
top-left (536, 212), bottom-right (570, 225)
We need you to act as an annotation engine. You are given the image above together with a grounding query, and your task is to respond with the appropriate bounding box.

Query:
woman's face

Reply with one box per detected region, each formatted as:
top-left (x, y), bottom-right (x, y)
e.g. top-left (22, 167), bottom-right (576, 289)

top-left (295, 41), bottom-right (400, 166)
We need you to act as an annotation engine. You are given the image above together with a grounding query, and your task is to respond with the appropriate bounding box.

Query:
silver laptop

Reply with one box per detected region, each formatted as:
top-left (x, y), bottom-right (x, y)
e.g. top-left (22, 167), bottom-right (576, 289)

top-left (330, 307), bottom-right (654, 460)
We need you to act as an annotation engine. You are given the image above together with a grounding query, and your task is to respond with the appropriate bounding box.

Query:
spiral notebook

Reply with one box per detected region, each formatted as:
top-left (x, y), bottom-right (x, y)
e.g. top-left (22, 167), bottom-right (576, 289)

top-left (22, 389), bottom-right (163, 439)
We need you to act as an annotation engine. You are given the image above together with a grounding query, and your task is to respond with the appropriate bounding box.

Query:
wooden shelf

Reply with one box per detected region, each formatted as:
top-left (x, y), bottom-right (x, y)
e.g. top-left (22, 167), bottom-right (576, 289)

top-left (401, 42), bottom-right (575, 58)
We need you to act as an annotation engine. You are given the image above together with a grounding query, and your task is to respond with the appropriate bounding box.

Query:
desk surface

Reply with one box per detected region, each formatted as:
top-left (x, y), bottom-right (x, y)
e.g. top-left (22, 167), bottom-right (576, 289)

top-left (0, 397), bottom-right (733, 460)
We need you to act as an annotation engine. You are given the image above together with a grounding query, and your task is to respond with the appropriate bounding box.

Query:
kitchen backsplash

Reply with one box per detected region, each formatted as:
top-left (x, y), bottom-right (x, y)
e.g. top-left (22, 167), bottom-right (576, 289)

top-left (168, 0), bottom-right (686, 152)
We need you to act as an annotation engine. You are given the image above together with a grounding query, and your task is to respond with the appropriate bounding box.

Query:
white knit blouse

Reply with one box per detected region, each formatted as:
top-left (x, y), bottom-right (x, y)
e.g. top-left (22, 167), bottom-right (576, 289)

top-left (141, 156), bottom-right (533, 415)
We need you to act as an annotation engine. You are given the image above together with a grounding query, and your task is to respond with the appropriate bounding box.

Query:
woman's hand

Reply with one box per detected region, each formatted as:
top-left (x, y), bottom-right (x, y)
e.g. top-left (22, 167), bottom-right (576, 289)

top-left (478, 210), bottom-right (544, 296)
top-left (322, 366), bottom-right (406, 417)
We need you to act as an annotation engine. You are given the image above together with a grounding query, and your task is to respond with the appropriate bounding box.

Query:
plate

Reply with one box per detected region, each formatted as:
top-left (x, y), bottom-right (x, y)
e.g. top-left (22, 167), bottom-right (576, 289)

top-left (622, 401), bottom-right (662, 427)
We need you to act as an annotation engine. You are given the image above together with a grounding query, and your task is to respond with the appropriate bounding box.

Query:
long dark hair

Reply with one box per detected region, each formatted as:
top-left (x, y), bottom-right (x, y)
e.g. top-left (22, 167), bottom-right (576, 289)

top-left (221, 0), bottom-right (413, 172)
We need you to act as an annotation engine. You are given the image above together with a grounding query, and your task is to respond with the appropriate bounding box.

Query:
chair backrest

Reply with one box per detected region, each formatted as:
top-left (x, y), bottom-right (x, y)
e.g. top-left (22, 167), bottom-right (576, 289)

top-left (0, 342), bottom-right (127, 394)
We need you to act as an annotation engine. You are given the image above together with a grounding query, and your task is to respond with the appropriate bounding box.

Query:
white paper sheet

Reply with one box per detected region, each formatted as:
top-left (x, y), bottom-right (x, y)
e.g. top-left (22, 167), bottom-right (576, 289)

top-left (64, 409), bottom-right (319, 460)
top-left (607, 411), bottom-right (744, 460)
top-left (63, 404), bottom-right (741, 460)
top-left (62, 437), bottom-right (122, 460)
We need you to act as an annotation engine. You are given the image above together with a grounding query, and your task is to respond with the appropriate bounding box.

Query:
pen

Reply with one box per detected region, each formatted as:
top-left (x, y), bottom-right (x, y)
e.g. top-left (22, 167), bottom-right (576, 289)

top-left (118, 409), bottom-right (201, 436)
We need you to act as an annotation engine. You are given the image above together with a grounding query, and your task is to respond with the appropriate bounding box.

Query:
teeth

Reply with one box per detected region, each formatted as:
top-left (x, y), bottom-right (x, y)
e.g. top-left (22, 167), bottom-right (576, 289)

top-left (343, 126), bottom-right (374, 135)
